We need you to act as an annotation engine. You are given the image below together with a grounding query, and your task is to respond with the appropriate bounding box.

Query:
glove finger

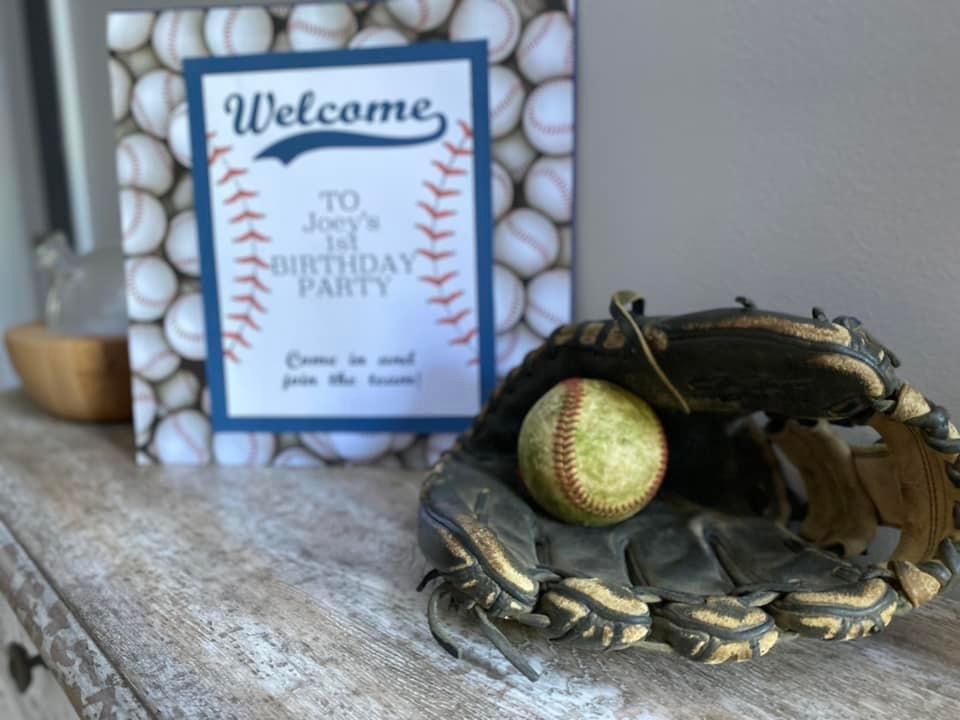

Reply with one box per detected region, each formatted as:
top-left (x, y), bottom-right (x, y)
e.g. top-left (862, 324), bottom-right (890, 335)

top-left (419, 459), bottom-right (542, 616)
top-left (650, 596), bottom-right (780, 663)
top-left (769, 578), bottom-right (899, 640)
top-left (538, 577), bottom-right (655, 650)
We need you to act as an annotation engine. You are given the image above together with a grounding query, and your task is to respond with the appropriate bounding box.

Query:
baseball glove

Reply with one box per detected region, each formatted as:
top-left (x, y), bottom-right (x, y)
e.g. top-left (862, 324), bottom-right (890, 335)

top-left (417, 291), bottom-right (960, 680)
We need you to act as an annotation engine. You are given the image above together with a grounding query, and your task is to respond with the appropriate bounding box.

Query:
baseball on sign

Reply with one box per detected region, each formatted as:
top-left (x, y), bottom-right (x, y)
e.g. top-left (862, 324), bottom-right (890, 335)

top-left (212, 432), bottom-right (277, 466)
top-left (348, 26), bottom-right (409, 49)
top-left (116, 133), bottom-right (174, 196)
top-left (516, 10), bottom-right (575, 84)
top-left (108, 58), bottom-right (132, 122)
top-left (131, 69), bottom-right (186, 138)
top-left (494, 207), bottom-right (560, 278)
top-left (152, 409), bottom-right (212, 465)
top-left (164, 292), bottom-right (207, 361)
top-left (166, 102), bottom-right (192, 168)
top-left (131, 375), bottom-right (157, 446)
top-left (524, 154), bottom-right (573, 223)
top-left (450, 0), bottom-right (522, 64)
top-left (385, 0), bottom-right (455, 32)
top-left (491, 161), bottom-right (514, 220)
top-left (164, 210), bottom-right (200, 277)
top-left (288, 3), bottom-right (358, 51)
top-left (488, 64), bottom-right (525, 139)
top-left (107, 11), bottom-right (155, 53)
top-left (151, 10), bottom-right (209, 72)
top-left (129, 323), bottom-right (180, 382)
top-left (120, 188), bottom-right (168, 255)
top-left (523, 78), bottom-right (575, 156)
top-left (496, 322), bottom-right (542, 377)
top-left (493, 263), bottom-right (526, 333)
top-left (525, 267), bottom-right (572, 338)
top-left (125, 256), bottom-right (178, 322)
top-left (204, 8), bottom-right (274, 56)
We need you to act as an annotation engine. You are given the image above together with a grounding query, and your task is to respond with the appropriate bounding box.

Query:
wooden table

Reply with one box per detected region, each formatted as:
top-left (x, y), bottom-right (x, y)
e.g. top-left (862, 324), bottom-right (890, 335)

top-left (0, 392), bottom-right (956, 720)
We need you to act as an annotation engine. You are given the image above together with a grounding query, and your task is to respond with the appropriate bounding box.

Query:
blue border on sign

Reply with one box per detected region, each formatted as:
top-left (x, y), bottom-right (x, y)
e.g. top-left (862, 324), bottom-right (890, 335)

top-left (184, 41), bottom-right (496, 433)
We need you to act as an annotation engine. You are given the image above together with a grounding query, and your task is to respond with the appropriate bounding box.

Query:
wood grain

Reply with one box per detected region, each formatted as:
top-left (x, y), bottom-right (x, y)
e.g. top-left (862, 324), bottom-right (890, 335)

top-left (0, 392), bottom-right (956, 720)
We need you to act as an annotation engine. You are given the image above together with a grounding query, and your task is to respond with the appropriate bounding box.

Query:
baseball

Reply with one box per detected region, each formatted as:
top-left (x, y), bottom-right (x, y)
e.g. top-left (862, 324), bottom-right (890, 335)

top-left (491, 161), bottom-right (514, 220)
top-left (525, 267), bottom-right (571, 338)
top-left (164, 210), bottom-right (200, 276)
top-left (493, 263), bottom-right (526, 333)
top-left (488, 64), bottom-right (525, 139)
top-left (157, 368), bottom-right (201, 412)
top-left (152, 409), bottom-right (212, 465)
top-left (557, 224), bottom-right (573, 267)
top-left (327, 432), bottom-right (393, 463)
top-left (299, 433), bottom-right (340, 461)
top-left (131, 69), bottom-right (186, 138)
top-left (385, 0), bottom-right (455, 32)
top-left (120, 45), bottom-right (161, 78)
top-left (116, 133), bottom-right (174, 196)
top-left (449, 0), bottom-right (522, 64)
top-left (496, 322), bottom-right (542, 377)
top-left (426, 432), bottom-right (458, 466)
top-left (169, 174), bottom-right (194, 213)
top-left (518, 378), bottom-right (667, 526)
top-left (131, 375), bottom-right (157, 446)
top-left (516, 10), bottom-right (574, 84)
top-left (523, 78), bottom-right (575, 155)
top-left (493, 128), bottom-right (537, 182)
top-left (164, 292), bottom-right (207, 360)
top-left (120, 188), bottom-right (168, 255)
top-left (288, 4), bottom-right (358, 51)
top-left (128, 323), bottom-right (181, 382)
top-left (204, 8), bottom-right (274, 56)
top-left (107, 11), bottom-right (155, 53)
top-left (151, 10), bottom-right (209, 72)
top-left (348, 26), bottom-right (409, 48)
top-left (273, 446), bottom-right (325, 468)
top-left (212, 432), bottom-right (277, 466)
top-left (524, 154), bottom-right (573, 223)
top-left (494, 207), bottom-right (559, 278)
top-left (125, 256), bottom-right (178, 322)
top-left (108, 58), bottom-right (132, 122)
top-left (166, 102), bottom-right (192, 168)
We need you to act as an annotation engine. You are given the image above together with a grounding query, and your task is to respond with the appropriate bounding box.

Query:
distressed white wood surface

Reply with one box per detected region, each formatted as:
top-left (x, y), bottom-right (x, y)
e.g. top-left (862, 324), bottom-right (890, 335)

top-left (0, 392), bottom-right (956, 720)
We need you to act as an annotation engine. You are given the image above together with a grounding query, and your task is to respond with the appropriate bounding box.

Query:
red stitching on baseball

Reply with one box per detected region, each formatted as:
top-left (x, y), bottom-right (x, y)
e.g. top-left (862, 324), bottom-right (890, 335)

top-left (438, 309), bottom-right (471, 325)
top-left (417, 202), bottom-right (457, 220)
top-left (224, 9), bottom-right (239, 55)
top-left (217, 167), bottom-right (247, 183)
top-left (488, 0), bottom-right (519, 58)
top-left (415, 225), bottom-right (454, 241)
top-left (233, 230), bottom-right (270, 244)
top-left (423, 181), bottom-right (460, 199)
top-left (167, 11), bottom-right (182, 70)
top-left (431, 160), bottom-right (467, 177)
top-left (527, 298), bottom-right (565, 328)
top-left (491, 79), bottom-right (522, 121)
top-left (209, 146), bottom-right (233, 165)
top-left (120, 142), bottom-right (141, 186)
top-left (419, 271), bottom-right (459, 287)
top-left (429, 291), bottom-right (465, 306)
top-left (289, 18), bottom-right (351, 40)
top-left (170, 311), bottom-right (204, 343)
top-left (126, 259), bottom-right (171, 309)
top-left (172, 413), bottom-right (206, 462)
top-left (517, 11), bottom-right (555, 64)
top-left (450, 327), bottom-right (478, 346)
top-left (526, 87), bottom-right (574, 135)
top-left (225, 189), bottom-right (259, 204)
top-left (230, 209), bottom-right (265, 223)
top-left (236, 255), bottom-right (270, 268)
top-left (123, 190), bottom-right (144, 238)
top-left (530, 164), bottom-right (572, 213)
top-left (417, 249), bottom-right (454, 262)
top-left (553, 379), bottom-right (666, 518)
top-left (504, 214), bottom-right (552, 264)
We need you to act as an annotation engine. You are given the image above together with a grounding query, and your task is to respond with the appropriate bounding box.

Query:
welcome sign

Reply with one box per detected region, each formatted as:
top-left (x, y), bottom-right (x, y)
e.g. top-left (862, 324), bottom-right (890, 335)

top-left (185, 42), bottom-right (495, 432)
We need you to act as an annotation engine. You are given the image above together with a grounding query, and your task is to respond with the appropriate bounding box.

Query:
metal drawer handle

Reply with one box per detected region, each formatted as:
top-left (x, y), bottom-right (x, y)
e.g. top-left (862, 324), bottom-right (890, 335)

top-left (7, 642), bottom-right (45, 693)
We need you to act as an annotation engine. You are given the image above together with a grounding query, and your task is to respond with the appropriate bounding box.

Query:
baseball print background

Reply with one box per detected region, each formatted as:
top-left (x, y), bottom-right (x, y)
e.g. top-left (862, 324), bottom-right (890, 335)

top-left (190, 44), bottom-right (494, 430)
top-left (108, 1), bottom-right (577, 466)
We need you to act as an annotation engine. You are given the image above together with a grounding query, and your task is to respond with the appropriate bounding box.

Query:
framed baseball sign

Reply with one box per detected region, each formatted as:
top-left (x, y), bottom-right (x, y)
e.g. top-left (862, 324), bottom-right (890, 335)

top-left (101, 1), bottom-right (577, 467)
top-left (187, 42), bottom-right (495, 432)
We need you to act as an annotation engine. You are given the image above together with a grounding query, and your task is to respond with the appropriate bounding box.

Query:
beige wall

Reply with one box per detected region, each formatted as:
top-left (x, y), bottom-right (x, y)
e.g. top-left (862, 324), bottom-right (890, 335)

top-left (578, 1), bottom-right (960, 413)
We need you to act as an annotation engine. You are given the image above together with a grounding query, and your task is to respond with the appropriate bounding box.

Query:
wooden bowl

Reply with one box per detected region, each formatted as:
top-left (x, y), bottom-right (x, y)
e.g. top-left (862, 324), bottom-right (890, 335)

top-left (4, 323), bottom-right (131, 422)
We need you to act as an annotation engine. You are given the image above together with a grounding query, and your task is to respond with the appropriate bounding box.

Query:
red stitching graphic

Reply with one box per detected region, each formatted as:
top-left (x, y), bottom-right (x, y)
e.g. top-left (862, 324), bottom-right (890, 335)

top-left (415, 119), bottom-right (478, 362)
top-left (208, 132), bottom-right (270, 364)
top-left (224, 9), bottom-right (239, 55)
